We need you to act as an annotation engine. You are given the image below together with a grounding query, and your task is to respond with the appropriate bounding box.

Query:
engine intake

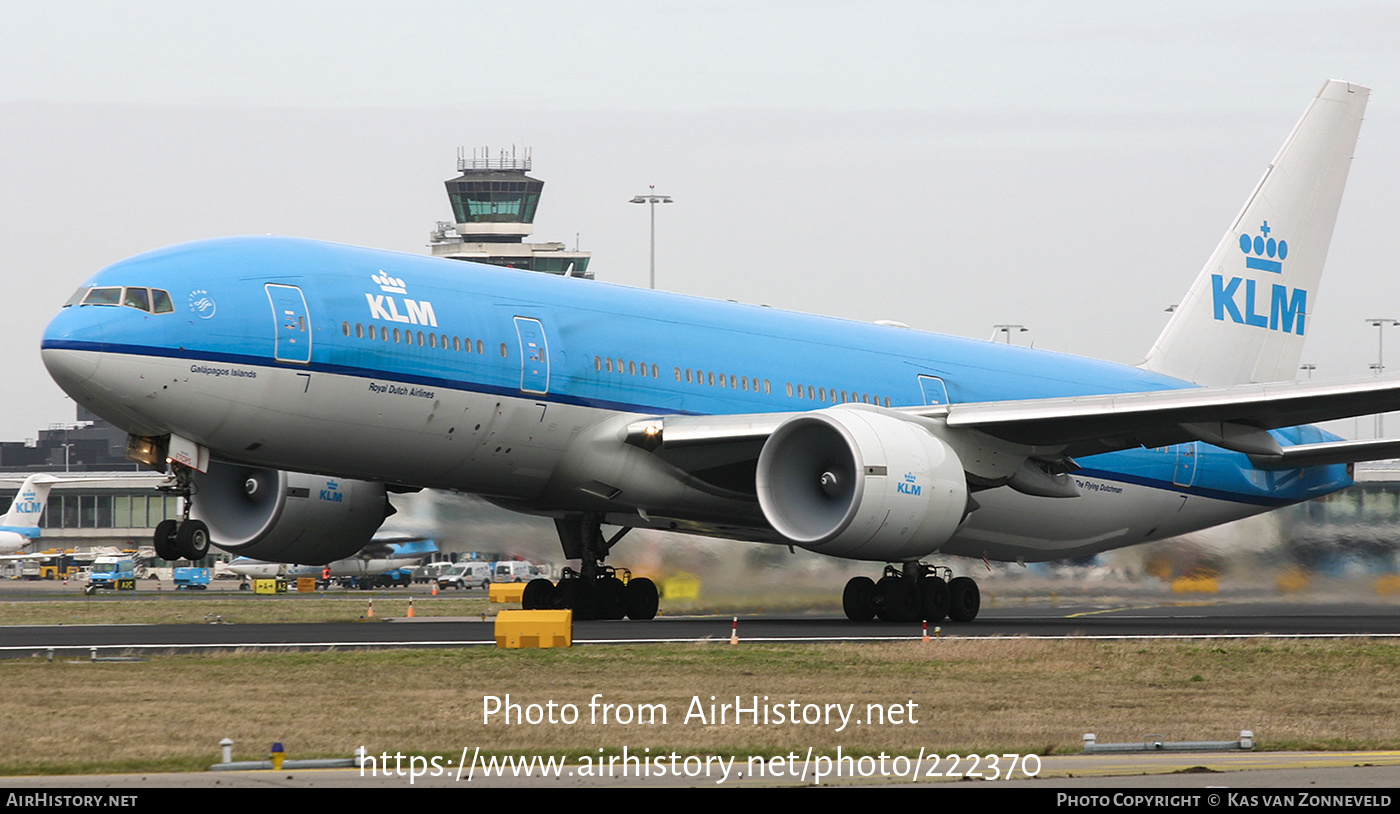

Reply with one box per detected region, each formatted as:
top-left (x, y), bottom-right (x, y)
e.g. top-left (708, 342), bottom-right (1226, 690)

top-left (755, 407), bottom-right (968, 560)
top-left (189, 462), bottom-right (390, 564)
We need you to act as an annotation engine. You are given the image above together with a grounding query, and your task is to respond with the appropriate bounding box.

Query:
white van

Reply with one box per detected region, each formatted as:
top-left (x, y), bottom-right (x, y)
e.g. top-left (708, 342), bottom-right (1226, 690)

top-left (437, 562), bottom-right (493, 590)
top-left (493, 561), bottom-right (542, 583)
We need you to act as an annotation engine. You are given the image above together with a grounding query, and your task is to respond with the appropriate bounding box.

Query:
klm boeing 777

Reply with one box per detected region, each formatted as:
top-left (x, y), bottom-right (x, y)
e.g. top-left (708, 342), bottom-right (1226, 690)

top-left (41, 80), bottom-right (1400, 622)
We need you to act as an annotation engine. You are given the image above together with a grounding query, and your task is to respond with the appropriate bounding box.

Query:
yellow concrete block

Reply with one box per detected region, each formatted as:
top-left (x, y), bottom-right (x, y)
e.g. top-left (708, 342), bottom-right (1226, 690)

top-left (495, 609), bottom-right (573, 648)
top-left (1171, 576), bottom-right (1219, 594)
top-left (489, 581), bottom-right (527, 604)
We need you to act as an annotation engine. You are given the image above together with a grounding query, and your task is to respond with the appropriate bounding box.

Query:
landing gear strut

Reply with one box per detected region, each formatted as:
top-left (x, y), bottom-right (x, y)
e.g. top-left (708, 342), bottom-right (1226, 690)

top-left (842, 563), bottom-right (980, 623)
top-left (151, 464), bottom-right (210, 562)
top-left (522, 512), bottom-right (659, 620)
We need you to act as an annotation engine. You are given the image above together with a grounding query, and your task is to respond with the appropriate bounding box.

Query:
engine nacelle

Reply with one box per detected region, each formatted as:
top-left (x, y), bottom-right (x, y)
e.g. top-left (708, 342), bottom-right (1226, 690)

top-left (189, 462), bottom-right (390, 564)
top-left (755, 407), bottom-right (969, 561)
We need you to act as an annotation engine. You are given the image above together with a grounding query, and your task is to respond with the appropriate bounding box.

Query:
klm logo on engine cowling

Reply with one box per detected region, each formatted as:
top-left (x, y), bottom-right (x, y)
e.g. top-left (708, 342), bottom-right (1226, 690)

top-left (365, 271), bottom-right (438, 327)
top-left (896, 473), bottom-right (922, 496)
top-left (1211, 221), bottom-right (1307, 336)
top-left (319, 480), bottom-right (344, 503)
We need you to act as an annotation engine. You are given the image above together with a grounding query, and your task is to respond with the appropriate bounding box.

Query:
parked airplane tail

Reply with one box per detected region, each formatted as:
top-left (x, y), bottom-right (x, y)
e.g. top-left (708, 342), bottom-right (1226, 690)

top-left (0, 474), bottom-right (60, 538)
top-left (1141, 79), bottom-right (1368, 387)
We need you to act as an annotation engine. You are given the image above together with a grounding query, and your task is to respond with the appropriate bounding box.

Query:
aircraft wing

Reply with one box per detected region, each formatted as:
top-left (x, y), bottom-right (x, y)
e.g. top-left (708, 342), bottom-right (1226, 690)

top-left (626, 375), bottom-right (1400, 467)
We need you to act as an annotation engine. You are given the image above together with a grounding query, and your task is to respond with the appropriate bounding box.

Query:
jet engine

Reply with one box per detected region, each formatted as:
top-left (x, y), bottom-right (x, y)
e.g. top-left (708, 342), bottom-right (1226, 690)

top-left (755, 407), bottom-right (969, 561)
top-left (189, 462), bottom-right (391, 564)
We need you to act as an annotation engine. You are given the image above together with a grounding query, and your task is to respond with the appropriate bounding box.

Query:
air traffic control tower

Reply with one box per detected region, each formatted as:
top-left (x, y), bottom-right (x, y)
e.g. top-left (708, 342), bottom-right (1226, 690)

top-left (428, 147), bottom-right (592, 279)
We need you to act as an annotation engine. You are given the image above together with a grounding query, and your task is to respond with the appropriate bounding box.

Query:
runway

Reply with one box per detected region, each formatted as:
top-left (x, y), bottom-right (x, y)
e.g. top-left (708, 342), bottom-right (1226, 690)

top-left (5, 598), bottom-right (1400, 658)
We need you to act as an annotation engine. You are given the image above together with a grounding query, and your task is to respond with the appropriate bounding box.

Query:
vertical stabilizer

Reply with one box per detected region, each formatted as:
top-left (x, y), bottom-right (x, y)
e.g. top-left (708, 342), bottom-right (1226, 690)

top-left (1141, 80), bottom-right (1368, 386)
top-left (0, 474), bottom-right (59, 535)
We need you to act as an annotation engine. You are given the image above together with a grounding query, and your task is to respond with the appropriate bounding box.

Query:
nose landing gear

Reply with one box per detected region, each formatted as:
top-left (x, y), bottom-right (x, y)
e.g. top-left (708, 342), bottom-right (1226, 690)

top-left (151, 464), bottom-right (210, 562)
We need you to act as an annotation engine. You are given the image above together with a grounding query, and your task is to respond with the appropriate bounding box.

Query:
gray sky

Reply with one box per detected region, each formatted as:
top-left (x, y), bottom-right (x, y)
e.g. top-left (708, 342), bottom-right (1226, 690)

top-left (5, 1), bottom-right (1400, 441)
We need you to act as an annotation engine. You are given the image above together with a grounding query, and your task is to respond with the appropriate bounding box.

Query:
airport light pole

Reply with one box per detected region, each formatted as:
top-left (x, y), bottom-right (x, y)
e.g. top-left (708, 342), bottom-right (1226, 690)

top-left (630, 186), bottom-right (672, 290)
top-left (991, 324), bottom-right (1028, 344)
top-left (1367, 319), bottom-right (1399, 437)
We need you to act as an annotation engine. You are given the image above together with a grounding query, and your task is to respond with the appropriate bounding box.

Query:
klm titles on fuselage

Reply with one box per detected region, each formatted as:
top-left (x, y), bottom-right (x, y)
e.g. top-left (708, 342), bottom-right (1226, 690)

top-left (1212, 222), bottom-right (1306, 336)
top-left (365, 271), bottom-right (438, 328)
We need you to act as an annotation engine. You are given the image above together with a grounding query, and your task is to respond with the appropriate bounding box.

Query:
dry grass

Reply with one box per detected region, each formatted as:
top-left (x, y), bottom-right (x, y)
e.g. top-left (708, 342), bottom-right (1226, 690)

top-left (3, 638), bottom-right (1400, 775)
top-left (0, 595), bottom-right (491, 625)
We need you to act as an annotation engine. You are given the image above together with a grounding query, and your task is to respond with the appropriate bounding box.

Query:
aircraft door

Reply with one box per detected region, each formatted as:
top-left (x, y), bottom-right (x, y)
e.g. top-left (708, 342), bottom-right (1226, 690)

top-left (917, 375), bottom-right (951, 406)
top-left (265, 284), bottom-right (312, 364)
top-left (1173, 442), bottom-right (1198, 488)
top-left (513, 316), bottom-right (550, 394)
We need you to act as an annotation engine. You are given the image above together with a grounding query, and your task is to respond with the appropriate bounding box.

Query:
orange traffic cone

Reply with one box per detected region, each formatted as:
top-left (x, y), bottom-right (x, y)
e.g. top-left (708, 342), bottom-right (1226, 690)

top-left (367, 599), bottom-right (374, 618)
top-left (407, 599), bottom-right (415, 618)
top-left (431, 582), bottom-right (438, 596)
top-left (729, 617), bottom-right (739, 645)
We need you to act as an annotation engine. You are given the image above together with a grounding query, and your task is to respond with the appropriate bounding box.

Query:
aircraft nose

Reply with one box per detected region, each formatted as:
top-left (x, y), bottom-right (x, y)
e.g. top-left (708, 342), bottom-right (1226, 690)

top-left (40, 308), bottom-right (102, 392)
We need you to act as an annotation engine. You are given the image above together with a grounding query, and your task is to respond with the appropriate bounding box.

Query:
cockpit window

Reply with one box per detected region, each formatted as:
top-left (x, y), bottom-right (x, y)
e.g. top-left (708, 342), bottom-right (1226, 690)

top-left (75, 286), bottom-right (175, 314)
top-left (81, 287), bottom-right (123, 306)
top-left (123, 288), bottom-right (151, 312)
top-left (63, 287), bottom-right (90, 307)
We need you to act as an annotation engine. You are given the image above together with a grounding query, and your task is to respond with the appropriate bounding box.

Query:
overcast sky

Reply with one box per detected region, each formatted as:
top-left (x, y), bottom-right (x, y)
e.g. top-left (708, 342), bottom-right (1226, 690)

top-left (5, 1), bottom-right (1400, 441)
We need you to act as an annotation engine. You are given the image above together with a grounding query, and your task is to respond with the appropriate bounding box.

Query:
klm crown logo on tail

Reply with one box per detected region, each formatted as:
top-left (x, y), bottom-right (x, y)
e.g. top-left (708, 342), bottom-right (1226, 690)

top-left (1211, 221), bottom-right (1307, 336)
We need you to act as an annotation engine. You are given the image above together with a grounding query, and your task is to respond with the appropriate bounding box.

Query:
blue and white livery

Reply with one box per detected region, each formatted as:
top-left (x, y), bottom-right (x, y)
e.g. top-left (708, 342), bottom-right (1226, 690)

top-left (40, 80), bottom-right (1400, 622)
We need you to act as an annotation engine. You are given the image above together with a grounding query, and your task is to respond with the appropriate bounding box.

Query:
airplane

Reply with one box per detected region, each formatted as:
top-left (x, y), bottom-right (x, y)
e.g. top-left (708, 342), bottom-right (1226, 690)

top-left (40, 79), bottom-right (1400, 623)
top-left (222, 536), bottom-right (438, 586)
top-left (0, 474), bottom-right (61, 554)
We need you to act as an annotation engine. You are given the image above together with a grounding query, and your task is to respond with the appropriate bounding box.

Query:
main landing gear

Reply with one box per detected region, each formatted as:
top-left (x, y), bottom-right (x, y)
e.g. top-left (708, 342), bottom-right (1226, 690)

top-left (842, 563), bottom-right (980, 623)
top-left (521, 513), bottom-right (659, 621)
top-left (150, 464), bottom-right (211, 562)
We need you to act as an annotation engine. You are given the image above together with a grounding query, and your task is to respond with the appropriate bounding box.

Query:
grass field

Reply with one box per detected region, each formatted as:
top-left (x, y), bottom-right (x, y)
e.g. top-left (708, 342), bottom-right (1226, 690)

top-left (4, 634), bottom-right (1400, 776)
